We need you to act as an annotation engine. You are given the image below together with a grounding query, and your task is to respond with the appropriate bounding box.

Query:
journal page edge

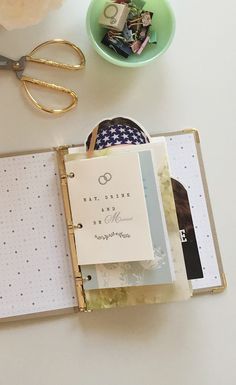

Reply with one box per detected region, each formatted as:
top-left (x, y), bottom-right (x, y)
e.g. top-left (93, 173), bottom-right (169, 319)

top-left (156, 129), bottom-right (227, 295)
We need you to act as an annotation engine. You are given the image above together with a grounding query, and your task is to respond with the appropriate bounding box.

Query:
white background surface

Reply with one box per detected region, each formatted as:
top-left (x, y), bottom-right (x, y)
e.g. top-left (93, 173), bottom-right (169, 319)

top-left (0, 0), bottom-right (235, 384)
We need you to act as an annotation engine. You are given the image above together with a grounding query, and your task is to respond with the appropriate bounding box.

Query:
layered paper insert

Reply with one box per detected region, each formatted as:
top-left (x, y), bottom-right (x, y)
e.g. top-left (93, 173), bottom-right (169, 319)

top-left (65, 145), bottom-right (175, 289)
top-left (66, 138), bottom-right (192, 309)
top-left (65, 152), bottom-right (155, 265)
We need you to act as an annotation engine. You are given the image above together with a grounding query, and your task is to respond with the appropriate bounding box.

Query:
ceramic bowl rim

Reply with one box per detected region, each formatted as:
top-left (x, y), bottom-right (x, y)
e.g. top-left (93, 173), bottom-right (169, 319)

top-left (86, 0), bottom-right (176, 68)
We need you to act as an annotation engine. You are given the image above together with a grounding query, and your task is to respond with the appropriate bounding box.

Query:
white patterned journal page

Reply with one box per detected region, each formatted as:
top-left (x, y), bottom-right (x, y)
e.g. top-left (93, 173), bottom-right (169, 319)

top-left (0, 151), bottom-right (77, 320)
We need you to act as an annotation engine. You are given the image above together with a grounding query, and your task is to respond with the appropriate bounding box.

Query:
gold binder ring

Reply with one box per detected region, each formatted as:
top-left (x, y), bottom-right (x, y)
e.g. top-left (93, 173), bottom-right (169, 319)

top-left (67, 172), bottom-right (75, 178)
top-left (74, 224), bottom-right (83, 229)
top-left (60, 172), bottom-right (75, 179)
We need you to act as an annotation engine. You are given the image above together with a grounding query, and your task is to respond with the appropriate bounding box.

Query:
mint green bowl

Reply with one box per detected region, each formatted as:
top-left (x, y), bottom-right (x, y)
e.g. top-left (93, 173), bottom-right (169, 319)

top-left (86, 0), bottom-right (175, 67)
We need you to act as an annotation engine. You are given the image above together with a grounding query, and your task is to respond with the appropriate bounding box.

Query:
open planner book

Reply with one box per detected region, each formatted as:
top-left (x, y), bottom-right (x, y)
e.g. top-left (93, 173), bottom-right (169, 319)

top-left (0, 130), bottom-right (226, 320)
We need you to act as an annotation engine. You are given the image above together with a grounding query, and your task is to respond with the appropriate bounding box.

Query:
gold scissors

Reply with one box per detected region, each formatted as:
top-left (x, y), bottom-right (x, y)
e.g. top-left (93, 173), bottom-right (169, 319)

top-left (0, 39), bottom-right (85, 114)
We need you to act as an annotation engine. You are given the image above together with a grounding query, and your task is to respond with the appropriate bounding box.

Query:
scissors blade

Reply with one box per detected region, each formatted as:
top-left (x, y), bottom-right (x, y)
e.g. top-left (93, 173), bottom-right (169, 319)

top-left (0, 54), bottom-right (26, 78)
top-left (0, 55), bottom-right (16, 70)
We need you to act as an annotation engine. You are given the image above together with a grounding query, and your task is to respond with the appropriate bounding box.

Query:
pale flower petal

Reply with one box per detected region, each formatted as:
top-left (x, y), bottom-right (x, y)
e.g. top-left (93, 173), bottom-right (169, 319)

top-left (0, 0), bottom-right (63, 30)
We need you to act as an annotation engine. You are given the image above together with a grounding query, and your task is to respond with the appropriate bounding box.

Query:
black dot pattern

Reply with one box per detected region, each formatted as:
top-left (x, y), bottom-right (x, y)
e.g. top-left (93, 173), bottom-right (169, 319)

top-left (0, 151), bottom-right (77, 319)
top-left (167, 133), bottom-right (221, 291)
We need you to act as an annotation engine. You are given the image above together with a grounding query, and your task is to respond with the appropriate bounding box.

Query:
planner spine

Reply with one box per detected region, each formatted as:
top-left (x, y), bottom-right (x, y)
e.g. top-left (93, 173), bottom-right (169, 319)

top-left (56, 146), bottom-right (88, 312)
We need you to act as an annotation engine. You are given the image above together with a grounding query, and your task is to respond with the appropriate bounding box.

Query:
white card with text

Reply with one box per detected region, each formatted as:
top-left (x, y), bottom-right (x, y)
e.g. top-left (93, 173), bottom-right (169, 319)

top-left (65, 152), bottom-right (154, 265)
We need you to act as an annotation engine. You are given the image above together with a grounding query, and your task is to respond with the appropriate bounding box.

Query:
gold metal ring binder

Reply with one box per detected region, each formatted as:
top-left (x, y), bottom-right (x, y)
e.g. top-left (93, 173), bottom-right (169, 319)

top-left (60, 172), bottom-right (75, 179)
top-left (67, 172), bottom-right (75, 178)
top-left (56, 146), bottom-right (88, 312)
top-left (68, 223), bottom-right (83, 230)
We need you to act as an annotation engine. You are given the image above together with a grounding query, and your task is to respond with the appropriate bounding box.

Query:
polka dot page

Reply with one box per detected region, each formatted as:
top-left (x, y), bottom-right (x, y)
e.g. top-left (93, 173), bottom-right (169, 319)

top-left (164, 132), bottom-right (222, 291)
top-left (0, 151), bottom-right (77, 320)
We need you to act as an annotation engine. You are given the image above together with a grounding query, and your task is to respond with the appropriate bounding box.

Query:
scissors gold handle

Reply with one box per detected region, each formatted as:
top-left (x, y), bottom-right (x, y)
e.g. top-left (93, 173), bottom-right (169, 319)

top-left (26, 39), bottom-right (85, 70)
top-left (0, 39), bottom-right (86, 114)
top-left (21, 77), bottom-right (78, 114)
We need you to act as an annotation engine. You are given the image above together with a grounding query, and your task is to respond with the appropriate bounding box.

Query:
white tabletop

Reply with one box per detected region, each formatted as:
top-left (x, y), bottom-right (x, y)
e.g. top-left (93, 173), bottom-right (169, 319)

top-left (0, 0), bottom-right (236, 384)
